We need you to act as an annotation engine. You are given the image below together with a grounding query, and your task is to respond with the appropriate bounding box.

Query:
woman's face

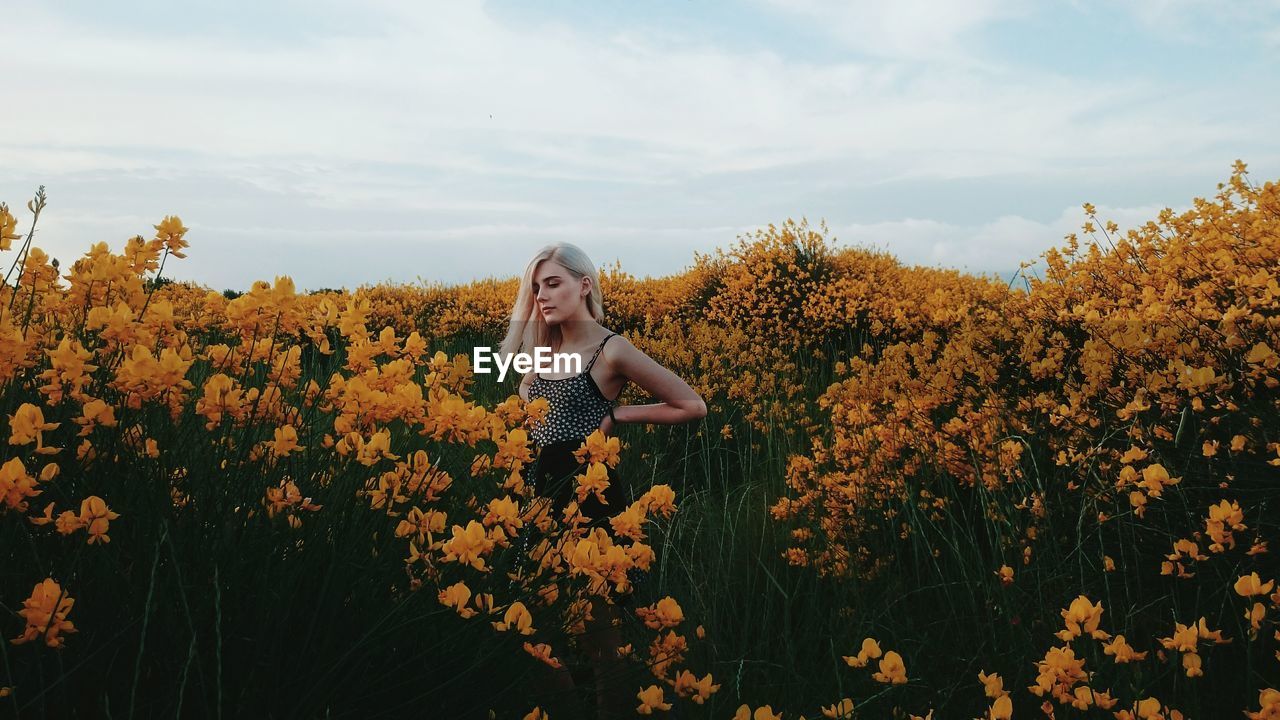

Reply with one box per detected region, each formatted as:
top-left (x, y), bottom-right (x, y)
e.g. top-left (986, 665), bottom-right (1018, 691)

top-left (532, 260), bottom-right (586, 325)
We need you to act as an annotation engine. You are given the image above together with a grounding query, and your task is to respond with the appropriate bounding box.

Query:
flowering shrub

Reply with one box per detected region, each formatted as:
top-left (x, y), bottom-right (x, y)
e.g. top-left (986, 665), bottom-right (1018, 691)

top-left (2, 164), bottom-right (1277, 716)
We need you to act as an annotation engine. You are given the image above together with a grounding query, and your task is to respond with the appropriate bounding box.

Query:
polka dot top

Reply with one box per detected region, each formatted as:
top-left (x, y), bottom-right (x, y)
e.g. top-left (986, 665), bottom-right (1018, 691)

top-left (527, 333), bottom-right (619, 447)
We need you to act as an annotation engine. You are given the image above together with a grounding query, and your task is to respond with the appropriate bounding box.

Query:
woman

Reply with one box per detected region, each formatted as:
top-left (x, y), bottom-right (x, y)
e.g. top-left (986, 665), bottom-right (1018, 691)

top-left (500, 242), bottom-right (707, 719)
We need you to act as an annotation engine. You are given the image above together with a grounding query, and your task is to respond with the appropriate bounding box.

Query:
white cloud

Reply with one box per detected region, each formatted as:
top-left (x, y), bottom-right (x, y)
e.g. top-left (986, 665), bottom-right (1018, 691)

top-left (757, 0), bottom-right (1021, 64)
top-left (6, 0), bottom-right (1256, 182)
top-left (837, 203), bottom-right (1171, 275)
top-left (2, 0), bottom-right (1275, 290)
top-left (1120, 0), bottom-right (1277, 38)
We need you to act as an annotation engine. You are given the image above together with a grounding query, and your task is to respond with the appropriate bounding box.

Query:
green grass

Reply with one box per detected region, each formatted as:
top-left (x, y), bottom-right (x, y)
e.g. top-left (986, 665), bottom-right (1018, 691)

top-left (2, 327), bottom-right (1275, 719)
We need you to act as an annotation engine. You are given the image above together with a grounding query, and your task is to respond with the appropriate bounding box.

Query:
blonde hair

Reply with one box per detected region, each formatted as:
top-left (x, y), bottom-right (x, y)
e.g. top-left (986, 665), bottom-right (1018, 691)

top-left (498, 243), bottom-right (605, 368)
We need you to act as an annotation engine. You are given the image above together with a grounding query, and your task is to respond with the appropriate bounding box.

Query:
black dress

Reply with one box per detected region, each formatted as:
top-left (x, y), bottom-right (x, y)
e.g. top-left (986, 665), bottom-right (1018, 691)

top-left (521, 333), bottom-right (645, 603)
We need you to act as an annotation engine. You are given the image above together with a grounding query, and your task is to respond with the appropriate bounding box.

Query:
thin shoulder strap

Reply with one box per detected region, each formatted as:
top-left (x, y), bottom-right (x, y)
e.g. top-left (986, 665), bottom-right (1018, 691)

top-left (584, 333), bottom-right (617, 372)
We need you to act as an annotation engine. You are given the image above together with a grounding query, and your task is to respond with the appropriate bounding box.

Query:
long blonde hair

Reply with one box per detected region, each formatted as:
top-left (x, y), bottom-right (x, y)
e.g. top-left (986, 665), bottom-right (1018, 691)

top-left (498, 243), bottom-right (605, 368)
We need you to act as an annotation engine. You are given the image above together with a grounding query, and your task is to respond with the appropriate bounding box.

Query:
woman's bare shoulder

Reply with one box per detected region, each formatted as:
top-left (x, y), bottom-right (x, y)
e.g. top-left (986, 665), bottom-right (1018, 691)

top-left (599, 332), bottom-right (645, 369)
top-left (602, 330), bottom-right (636, 353)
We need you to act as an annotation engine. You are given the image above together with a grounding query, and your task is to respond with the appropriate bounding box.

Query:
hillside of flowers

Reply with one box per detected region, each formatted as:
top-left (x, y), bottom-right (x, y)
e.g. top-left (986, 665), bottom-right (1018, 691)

top-left (1, 162), bottom-right (1277, 718)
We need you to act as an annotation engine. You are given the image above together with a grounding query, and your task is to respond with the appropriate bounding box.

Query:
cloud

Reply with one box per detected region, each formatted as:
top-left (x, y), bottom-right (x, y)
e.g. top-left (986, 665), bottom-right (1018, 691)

top-left (1115, 0), bottom-right (1280, 43)
top-left (837, 203), bottom-right (1171, 276)
top-left (7, 0), bottom-right (1260, 182)
top-left (2, 0), bottom-right (1275, 290)
top-left (756, 0), bottom-right (1021, 64)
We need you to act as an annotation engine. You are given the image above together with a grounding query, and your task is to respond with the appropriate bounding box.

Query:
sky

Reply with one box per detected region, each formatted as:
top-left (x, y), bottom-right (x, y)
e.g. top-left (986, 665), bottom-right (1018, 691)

top-left (2, 0), bottom-right (1278, 292)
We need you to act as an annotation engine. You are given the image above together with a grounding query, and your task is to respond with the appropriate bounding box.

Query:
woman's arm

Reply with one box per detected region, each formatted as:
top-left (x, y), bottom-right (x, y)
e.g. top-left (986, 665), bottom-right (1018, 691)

top-left (604, 335), bottom-right (707, 427)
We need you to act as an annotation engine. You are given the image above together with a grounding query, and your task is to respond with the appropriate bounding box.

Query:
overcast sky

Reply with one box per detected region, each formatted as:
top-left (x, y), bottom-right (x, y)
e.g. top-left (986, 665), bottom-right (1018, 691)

top-left (3, 0), bottom-right (1277, 291)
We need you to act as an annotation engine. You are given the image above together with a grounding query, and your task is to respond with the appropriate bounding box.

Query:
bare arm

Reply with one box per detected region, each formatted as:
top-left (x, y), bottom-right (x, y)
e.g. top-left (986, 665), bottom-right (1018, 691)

top-left (605, 335), bottom-right (707, 427)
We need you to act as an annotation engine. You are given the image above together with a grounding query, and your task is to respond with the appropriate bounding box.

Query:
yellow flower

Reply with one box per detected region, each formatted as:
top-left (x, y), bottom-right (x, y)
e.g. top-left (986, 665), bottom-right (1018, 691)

top-left (78, 496), bottom-right (120, 545)
top-left (1159, 622), bottom-right (1200, 652)
top-left (38, 338), bottom-right (98, 406)
top-left (153, 215), bottom-right (190, 258)
top-left (0, 457), bottom-right (42, 512)
top-left (573, 429), bottom-right (621, 467)
top-left (1234, 572), bottom-right (1275, 597)
top-left (988, 695), bottom-right (1012, 720)
top-left (636, 596), bottom-right (684, 630)
top-left (355, 428), bottom-right (398, 467)
top-left (1070, 685), bottom-right (1097, 710)
top-left (1028, 645), bottom-right (1087, 698)
top-left (1128, 491), bottom-right (1148, 517)
top-left (672, 670), bottom-right (719, 704)
top-left (978, 670), bottom-right (1004, 698)
top-left (821, 698), bottom-right (854, 718)
top-left (995, 565), bottom-right (1014, 585)
top-left (842, 637), bottom-right (882, 668)
top-left (55, 509), bottom-right (84, 535)
top-left (523, 397), bottom-right (550, 426)
top-left (574, 462), bottom-right (611, 506)
top-left (640, 484), bottom-right (677, 517)
top-left (1207, 500), bottom-right (1247, 552)
top-left (1246, 602), bottom-right (1267, 633)
top-left (1102, 635), bottom-right (1148, 663)
top-left (264, 480), bottom-right (321, 522)
top-left (0, 205), bottom-right (20, 250)
top-left (492, 601), bottom-right (535, 635)
top-left (1195, 616), bottom-right (1229, 644)
top-left (1057, 595), bottom-right (1109, 641)
top-left (1182, 652), bottom-right (1203, 677)
top-left (494, 427), bottom-right (533, 470)
top-left (608, 501), bottom-right (648, 541)
top-left (441, 521), bottom-right (496, 571)
top-left (395, 506), bottom-right (446, 544)
top-left (481, 493), bottom-right (521, 533)
top-left (1088, 688), bottom-right (1118, 710)
top-left (74, 399), bottom-right (117, 437)
top-left (438, 582), bottom-right (476, 619)
top-left (1244, 688), bottom-right (1280, 720)
top-left (1244, 340), bottom-right (1277, 365)
top-left (522, 642), bottom-right (562, 669)
top-left (11, 578), bottom-right (76, 647)
top-left (734, 705), bottom-right (782, 720)
top-left (1134, 697), bottom-right (1164, 719)
top-left (636, 685), bottom-right (672, 715)
top-left (8, 403), bottom-right (60, 454)
top-left (647, 630), bottom-right (688, 680)
top-left (268, 425), bottom-right (303, 457)
top-left (872, 650), bottom-right (907, 684)
top-left (28, 502), bottom-right (55, 527)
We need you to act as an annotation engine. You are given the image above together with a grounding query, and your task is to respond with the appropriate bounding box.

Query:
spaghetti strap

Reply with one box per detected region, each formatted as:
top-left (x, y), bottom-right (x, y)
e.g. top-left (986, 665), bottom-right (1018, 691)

top-left (584, 333), bottom-right (617, 373)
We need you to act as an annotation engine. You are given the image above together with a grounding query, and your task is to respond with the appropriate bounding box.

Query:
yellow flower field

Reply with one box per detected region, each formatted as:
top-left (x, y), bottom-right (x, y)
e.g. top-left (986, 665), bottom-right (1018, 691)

top-left (0, 163), bottom-right (1277, 717)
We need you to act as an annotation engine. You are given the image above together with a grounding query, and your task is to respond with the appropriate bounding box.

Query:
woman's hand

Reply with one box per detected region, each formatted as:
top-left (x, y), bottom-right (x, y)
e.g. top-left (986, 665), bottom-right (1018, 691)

top-left (598, 413), bottom-right (615, 437)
